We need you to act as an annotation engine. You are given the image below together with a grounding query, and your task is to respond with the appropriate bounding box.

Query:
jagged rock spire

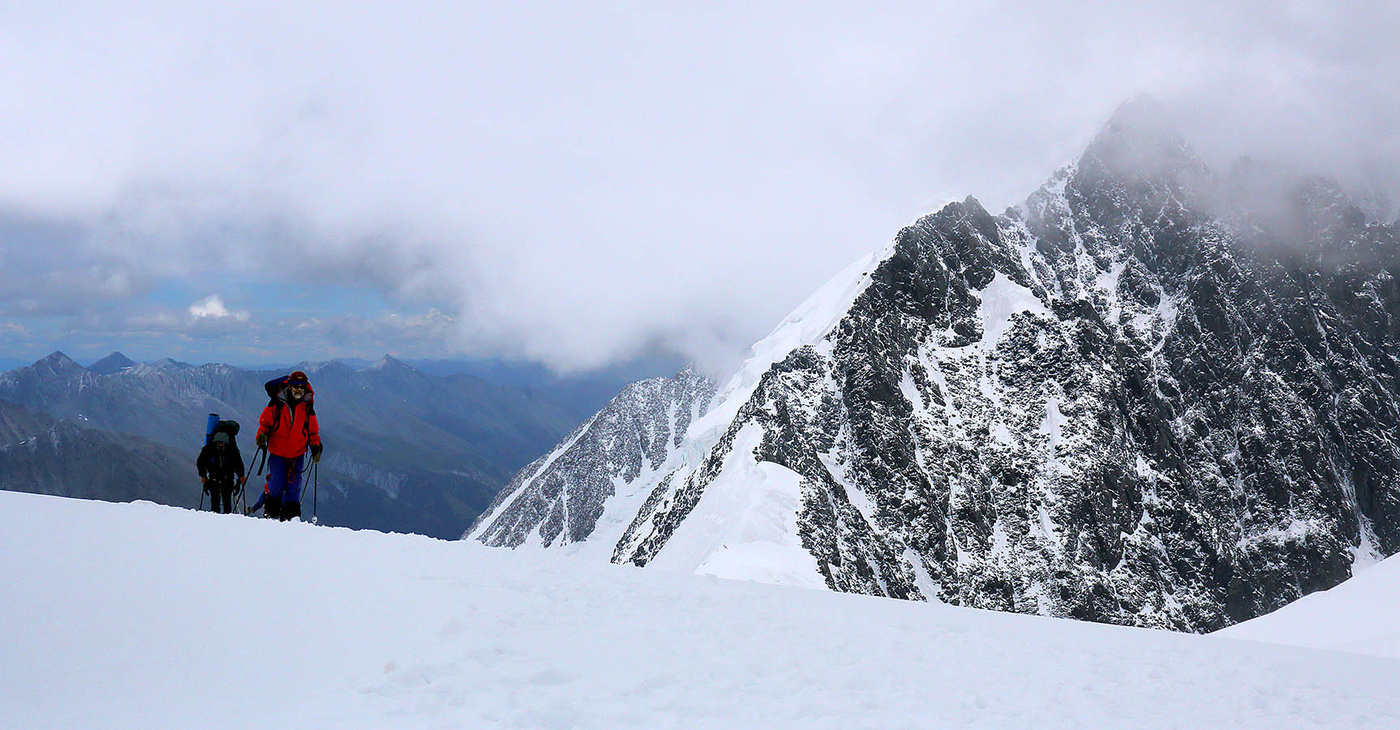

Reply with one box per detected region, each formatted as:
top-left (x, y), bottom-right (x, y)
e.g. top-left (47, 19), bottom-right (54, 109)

top-left (1065, 95), bottom-right (1217, 217)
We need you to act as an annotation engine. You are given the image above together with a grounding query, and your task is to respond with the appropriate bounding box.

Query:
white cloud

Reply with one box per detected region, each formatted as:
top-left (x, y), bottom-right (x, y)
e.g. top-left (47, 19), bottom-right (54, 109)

top-left (288, 309), bottom-right (454, 343)
top-left (116, 297), bottom-right (255, 341)
top-left (1, 2), bottom-right (1396, 371)
top-left (188, 295), bottom-right (250, 322)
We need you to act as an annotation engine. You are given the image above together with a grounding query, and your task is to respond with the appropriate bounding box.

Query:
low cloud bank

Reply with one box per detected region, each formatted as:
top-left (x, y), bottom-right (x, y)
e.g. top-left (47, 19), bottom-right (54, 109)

top-left (2, 3), bottom-right (1395, 372)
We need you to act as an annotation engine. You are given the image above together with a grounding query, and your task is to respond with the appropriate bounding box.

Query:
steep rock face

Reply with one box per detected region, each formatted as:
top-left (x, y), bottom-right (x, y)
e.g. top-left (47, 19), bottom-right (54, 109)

top-left (469, 102), bottom-right (1400, 631)
top-left (468, 368), bottom-right (716, 554)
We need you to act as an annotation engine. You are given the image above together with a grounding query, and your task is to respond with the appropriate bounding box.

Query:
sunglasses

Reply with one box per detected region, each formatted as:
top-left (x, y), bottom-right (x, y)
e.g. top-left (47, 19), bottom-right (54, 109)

top-left (288, 384), bottom-right (306, 391)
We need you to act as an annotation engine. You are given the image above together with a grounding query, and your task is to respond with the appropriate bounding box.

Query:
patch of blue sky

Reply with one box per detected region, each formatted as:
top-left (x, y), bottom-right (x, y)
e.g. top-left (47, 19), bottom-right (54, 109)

top-left (0, 273), bottom-right (451, 367)
top-left (145, 275), bottom-right (406, 322)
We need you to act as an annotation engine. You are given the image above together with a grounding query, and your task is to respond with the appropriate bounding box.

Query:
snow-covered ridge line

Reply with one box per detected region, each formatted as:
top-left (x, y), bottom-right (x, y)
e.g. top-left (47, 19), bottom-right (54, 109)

top-left (468, 237), bottom-right (890, 557)
top-left (468, 368), bottom-right (716, 554)
top-left (702, 246), bottom-right (889, 436)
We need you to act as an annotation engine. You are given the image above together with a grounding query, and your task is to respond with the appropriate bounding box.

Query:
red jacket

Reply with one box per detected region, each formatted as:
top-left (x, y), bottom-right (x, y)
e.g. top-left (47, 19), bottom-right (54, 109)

top-left (257, 397), bottom-right (321, 459)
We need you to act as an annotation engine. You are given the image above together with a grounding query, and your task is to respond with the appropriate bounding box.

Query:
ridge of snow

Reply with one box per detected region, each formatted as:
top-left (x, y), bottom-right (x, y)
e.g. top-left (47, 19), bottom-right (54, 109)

top-left (647, 423), bottom-right (825, 588)
top-left (566, 398), bottom-right (703, 561)
top-left (684, 248), bottom-right (886, 462)
top-left (466, 414), bottom-right (600, 544)
top-left (612, 248), bottom-right (886, 572)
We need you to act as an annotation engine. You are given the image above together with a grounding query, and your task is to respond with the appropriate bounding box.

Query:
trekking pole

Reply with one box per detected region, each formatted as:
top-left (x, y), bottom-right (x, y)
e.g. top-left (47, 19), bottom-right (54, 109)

top-left (244, 446), bottom-right (267, 515)
top-left (253, 445), bottom-right (268, 477)
top-left (198, 486), bottom-right (205, 512)
top-left (235, 474), bottom-right (248, 514)
top-left (310, 461), bottom-right (320, 525)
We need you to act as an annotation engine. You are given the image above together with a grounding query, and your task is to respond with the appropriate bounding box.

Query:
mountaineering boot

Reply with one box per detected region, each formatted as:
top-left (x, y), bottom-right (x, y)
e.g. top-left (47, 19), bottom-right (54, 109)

top-left (265, 495), bottom-right (283, 521)
top-left (282, 501), bottom-right (302, 522)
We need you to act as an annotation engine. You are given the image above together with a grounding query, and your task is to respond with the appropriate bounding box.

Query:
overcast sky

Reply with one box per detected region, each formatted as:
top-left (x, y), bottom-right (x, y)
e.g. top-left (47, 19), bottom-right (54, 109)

top-left (2, 1), bottom-right (1397, 374)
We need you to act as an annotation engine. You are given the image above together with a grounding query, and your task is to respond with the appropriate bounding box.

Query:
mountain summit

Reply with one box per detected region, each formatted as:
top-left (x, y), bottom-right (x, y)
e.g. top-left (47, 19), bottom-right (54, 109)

top-left (87, 352), bottom-right (136, 376)
top-left (1080, 96), bottom-right (1202, 184)
top-left (468, 106), bottom-right (1400, 631)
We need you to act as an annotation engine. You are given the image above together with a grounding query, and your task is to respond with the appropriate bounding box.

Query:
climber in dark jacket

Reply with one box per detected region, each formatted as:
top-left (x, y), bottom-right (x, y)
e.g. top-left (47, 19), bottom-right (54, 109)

top-left (197, 431), bottom-right (246, 514)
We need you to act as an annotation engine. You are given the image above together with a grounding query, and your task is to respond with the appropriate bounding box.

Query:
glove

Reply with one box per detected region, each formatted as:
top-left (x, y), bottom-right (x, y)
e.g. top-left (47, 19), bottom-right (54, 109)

top-left (201, 477), bottom-right (209, 494)
top-left (255, 432), bottom-right (268, 449)
top-left (310, 444), bottom-right (323, 463)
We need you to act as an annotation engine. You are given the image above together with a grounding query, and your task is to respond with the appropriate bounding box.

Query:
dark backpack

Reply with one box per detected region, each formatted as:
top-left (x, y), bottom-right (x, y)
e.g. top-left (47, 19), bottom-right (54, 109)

top-left (201, 419), bottom-right (244, 478)
top-left (205, 418), bottom-right (241, 446)
top-left (263, 375), bottom-right (316, 435)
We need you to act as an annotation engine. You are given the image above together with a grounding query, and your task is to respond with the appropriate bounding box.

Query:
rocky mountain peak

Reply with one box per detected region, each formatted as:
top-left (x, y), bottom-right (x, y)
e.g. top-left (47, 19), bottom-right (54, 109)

top-left (1075, 96), bottom-right (1211, 198)
top-left (309, 360), bottom-right (358, 379)
top-left (370, 354), bottom-right (413, 372)
top-left (33, 352), bottom-right (84, 379)
top-left (468, 366), bottom-right (717, 551)
top-left (468, 101), bottom-right (1400, 633)
top-left (88, 352), bottom-right (137, 376)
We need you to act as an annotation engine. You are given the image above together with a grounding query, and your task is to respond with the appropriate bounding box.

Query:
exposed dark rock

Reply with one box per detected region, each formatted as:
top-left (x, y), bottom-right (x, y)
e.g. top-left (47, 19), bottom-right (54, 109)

top-left (88, 352), bottom-right (137, 376)
top-left (469, 368), bottom-right (716, 549)
top-left (469, 101), bottom-right (1400, 632)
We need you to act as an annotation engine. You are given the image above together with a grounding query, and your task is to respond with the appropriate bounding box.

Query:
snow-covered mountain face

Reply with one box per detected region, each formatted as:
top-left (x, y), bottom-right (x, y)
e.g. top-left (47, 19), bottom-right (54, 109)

top-left (470, 368), bottom-right (716, 558)
top-left (468, 101), bottom-right (1400, 632)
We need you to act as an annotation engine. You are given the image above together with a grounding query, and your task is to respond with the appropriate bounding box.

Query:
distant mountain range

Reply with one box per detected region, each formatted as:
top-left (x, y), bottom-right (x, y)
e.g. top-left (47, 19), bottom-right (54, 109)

top-left (0, 352), bottom-right (662, 537)
top-left (0, 399), bottom-right (195, 507)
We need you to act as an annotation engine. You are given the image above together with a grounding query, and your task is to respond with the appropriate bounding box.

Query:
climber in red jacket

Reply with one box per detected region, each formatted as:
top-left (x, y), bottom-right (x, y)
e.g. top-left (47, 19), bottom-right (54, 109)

top-left (255, 370), bottom-right (322, 521)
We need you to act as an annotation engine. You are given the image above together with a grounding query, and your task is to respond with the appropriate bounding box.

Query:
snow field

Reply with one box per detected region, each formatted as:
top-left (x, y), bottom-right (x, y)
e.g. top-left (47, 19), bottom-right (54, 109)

top-left (1218, 553), bottom-right (1400, 658)
top-left (2, 490), bottom-right (1398, 729)
top-left (647, 424), bottom-right (824, 589)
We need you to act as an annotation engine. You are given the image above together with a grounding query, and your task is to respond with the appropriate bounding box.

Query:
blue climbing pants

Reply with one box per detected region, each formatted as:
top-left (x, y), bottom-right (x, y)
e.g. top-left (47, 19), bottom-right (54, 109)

top-left (267, 453), bottom-right (306, 507)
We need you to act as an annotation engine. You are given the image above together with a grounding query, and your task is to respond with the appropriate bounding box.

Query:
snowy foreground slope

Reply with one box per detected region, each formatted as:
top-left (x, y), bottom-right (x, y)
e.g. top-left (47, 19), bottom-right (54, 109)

top-left (3, 492), bottom-right (1398, 730)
